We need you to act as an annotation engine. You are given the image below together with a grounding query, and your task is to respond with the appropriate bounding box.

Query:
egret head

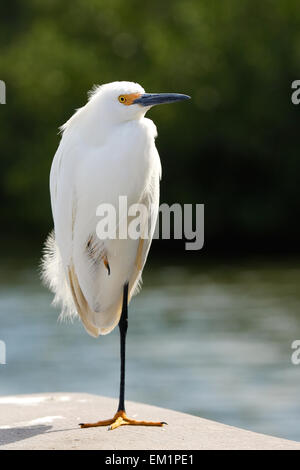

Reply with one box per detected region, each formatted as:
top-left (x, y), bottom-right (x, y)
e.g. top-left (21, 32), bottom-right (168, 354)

top-left (89, 81), bottom-right (190, 123)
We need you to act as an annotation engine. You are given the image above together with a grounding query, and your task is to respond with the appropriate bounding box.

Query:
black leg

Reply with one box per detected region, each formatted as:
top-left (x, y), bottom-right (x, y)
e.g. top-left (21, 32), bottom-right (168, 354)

top-left (79, 280), bottom-right (166, 429)
top-left (117, 282), bottom-right (129, 412)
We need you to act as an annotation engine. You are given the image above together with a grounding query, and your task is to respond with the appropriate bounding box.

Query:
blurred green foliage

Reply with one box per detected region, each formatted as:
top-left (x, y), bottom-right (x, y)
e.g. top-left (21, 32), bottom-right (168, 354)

top-left (1, 0), bottom-right (300, 252)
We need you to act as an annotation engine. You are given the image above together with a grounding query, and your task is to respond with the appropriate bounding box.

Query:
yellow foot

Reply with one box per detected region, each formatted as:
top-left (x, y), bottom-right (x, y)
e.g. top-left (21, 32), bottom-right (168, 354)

top-left (79, 410), bottom-right (167, 430)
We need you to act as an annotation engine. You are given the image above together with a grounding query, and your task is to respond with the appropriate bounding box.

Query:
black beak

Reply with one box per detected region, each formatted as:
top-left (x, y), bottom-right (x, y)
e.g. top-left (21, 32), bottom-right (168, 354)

top-left (133, 93), bottom-right (191, 107)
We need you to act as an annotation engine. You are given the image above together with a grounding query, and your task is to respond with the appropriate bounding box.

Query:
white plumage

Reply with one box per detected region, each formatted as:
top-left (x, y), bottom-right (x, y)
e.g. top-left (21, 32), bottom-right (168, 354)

top-left (42, 81), bottom-right (161, 337)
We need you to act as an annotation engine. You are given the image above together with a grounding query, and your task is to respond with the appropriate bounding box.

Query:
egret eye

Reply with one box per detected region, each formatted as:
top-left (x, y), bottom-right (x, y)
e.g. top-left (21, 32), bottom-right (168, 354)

top-left (118, 95), bottom-right (126, 104)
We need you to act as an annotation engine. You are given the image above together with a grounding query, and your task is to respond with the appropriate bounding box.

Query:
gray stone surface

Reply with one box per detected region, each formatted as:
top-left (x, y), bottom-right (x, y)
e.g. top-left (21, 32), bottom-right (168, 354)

top-left (0, 393), bottom-right (299, 450)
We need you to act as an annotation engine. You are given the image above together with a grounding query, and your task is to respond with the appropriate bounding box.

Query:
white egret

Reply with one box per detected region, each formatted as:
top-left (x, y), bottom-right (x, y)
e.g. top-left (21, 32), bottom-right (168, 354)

top-left (42, 81), bottom-right (190, 429)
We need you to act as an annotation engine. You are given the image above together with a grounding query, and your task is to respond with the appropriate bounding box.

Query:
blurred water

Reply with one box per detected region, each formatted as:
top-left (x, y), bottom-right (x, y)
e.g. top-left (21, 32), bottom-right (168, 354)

top-left (0, 256), bottom-right (300, 441)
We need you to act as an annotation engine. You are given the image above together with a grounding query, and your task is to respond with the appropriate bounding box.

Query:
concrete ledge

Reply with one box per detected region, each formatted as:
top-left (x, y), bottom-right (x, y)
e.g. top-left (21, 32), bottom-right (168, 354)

top-left (0, 393), bottom-right (299, 450)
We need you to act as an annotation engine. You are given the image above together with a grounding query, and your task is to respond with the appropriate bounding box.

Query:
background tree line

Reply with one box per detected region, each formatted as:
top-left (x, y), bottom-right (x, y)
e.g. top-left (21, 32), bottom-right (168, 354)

top-left (1, 0), bottom-right (300, 256)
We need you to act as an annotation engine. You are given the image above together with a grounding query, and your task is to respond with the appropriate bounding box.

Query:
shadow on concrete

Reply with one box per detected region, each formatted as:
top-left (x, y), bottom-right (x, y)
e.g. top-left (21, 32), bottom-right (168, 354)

top-left (0, 425), bottom-right (52, 446)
